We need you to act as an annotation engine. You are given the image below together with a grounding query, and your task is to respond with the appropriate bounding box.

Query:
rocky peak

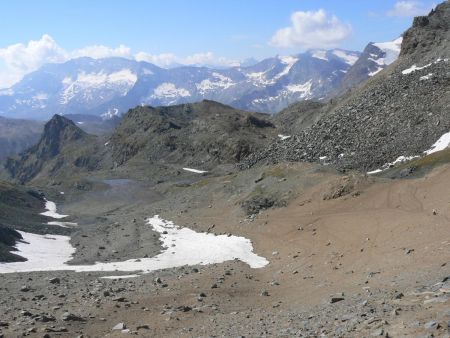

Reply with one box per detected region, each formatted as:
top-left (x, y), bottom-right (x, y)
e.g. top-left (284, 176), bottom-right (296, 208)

top-left (400, 1), bottom-right (450, 60)
top-left (36, 114), bottom-right (87, 159)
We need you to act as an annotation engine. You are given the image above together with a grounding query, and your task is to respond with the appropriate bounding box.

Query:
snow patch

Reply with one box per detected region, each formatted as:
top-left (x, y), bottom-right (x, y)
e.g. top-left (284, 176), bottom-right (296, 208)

top-left (182, 168), bottom-right (208, 174)
top-left (424, 131), bottom-right (450, 155)
top-left (419, 73), bottom-right (433, 81)
top-left (196, 73), bottom-right (235, 94)
top-left (373, 37), bottom-right (403, 66)
top-left (332, 50), bottom-right (359, 65)
top-left (152, 83), bottom-right (190, 99)
top-left (402, 63), bottom-right (432, 75)
top-left (286, 80), bottom-right (312, 95)
top-left (40, 200), bottom-right (68, 219)
top-left (368, 67), bottom-right (384, 77)
top-left (275, 56), bottom-right (298, 79)
top-left (0, 216), bottom-right (269, 275)
top-left (60, 69), bottom-right (137, 104)
top-left (278, 134), bottom-right (291, 141)
top-left (47, 221), bottom-right (78, 228)
top-left (367, 155), bottom-right (419, 175)
top-left (311, 50), bottom-right (328, 61)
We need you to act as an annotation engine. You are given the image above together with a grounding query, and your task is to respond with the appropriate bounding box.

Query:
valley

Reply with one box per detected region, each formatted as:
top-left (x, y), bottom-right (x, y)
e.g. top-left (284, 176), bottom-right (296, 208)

top-left (0, 1), bottom-right (449, 337)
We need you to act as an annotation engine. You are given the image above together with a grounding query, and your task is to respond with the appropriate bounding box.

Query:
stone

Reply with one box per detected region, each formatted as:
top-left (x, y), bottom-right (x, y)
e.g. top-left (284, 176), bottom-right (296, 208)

top-left (331, 297), bottom-right (345, 303)
top-left (424, 320), bottom-right (440, 330)
top-left (137, 325), bottom-right (150, 330)
top-left (61, 312), bottom-right (85, 322)
top-left (112, 323), bottom-right (126, 330)
top-left (49, 277), bottom-right (60, 284)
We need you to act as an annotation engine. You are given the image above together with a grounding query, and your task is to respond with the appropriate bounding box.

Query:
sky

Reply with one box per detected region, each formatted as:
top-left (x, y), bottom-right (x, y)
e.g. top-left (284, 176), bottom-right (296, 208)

top-left (0, 0), bottom-right (438, 88)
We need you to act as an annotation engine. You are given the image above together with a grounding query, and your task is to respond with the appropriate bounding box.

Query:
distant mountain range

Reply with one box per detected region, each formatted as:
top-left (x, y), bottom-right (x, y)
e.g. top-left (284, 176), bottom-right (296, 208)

top-left (0, 39), bottom-right (403, 120)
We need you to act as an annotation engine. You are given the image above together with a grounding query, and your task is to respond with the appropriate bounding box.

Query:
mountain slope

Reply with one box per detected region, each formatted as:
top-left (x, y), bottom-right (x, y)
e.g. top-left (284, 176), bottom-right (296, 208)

top-left (110, 100), bottom-right (277, 168)
top-left (0, 181), bottom-right (71, 262)
top-left (242, 1), bottom-right (450, 172)
top-left (337, 37), bottom-right (402, 93)
top-left (0, 49), bottom-right (360, 118)
top-left (0, 117), bottom-right (44, 161)
top-left (5, 115), bottom-right (108, 183)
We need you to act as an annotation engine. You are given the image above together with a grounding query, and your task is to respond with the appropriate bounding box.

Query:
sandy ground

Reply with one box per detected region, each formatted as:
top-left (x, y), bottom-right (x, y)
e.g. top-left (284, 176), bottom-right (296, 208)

top-left (1, 163), bottom-right (450, 337)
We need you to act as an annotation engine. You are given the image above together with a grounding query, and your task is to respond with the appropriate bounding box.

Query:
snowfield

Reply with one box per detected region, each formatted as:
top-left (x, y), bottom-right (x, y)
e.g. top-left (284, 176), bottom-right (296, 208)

top-left (0, 216), bottom-right (269, 275)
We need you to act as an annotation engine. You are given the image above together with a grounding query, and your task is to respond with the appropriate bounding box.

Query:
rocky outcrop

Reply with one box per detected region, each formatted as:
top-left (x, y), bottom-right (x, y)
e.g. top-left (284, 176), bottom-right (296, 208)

top-left (110, 100), bottom-right (276, 168)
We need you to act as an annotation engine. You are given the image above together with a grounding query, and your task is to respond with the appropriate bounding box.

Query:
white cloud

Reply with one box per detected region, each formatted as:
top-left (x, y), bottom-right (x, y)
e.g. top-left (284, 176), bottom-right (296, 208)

top-left (72, 44), bottom-right (132, 59)
top-left (0, 34), bottom-right (67, 87)
top-left (270, 9), bottom-right (351, 49)
top-left (0, 34), bottom-right (241, 88)
top-left (387, 1), bottom-right (433, 17)
top-left (135, 52), bottom-right (178, 67)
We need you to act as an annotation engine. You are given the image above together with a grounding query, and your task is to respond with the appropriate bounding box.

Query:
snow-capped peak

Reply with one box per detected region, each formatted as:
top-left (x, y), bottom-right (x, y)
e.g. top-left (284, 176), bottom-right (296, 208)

top-left (373, 37), bottom-right (403, 66)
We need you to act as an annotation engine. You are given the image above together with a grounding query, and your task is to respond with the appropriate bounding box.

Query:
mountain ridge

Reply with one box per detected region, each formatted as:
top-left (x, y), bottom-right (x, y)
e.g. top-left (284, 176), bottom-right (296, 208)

top-left (0, 49), bottom-right (363, 119)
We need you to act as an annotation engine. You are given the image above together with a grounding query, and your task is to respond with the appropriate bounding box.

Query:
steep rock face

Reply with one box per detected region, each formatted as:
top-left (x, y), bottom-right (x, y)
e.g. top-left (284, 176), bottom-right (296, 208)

top-left (110, 100), bottom-right (277, 168)
top-left (242, 1), bottom-right (450, 172)
top-left (401, 1), bottom-right (450, 61)
top-left (6, 115), bottom-right (105, 183)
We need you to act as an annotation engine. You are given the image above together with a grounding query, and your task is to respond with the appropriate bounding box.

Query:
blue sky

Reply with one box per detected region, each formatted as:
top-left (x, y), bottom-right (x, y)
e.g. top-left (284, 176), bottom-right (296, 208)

top-left (0, 0), bottom-right (437, 88)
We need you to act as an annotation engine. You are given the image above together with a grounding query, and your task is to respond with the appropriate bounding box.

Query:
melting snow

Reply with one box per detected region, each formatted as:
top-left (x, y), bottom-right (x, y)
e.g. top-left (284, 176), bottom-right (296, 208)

top-left (40, 200), bottom-right (68, 219)
top-left (286, 80), bottom-right (312, 95)
top-left (152, 83), bottom-right (191, 99)
top-left (275, 56), bottom-right (298, 79)
top-left (368, 131), bottom-right (450, 174)
top-left (311, 50), bottom-right (328, 61)
top-left (0, 216), bottom-right (269, 275)
top-left (60, 69), bottom-right (137, 104)
top-left (278, 134), bottom-right (291, 141)
top-left (47, 221), bottom-right (78, 228)
top-left (367, 155), bottom-right (420, 175)
top-left (196, 73), bottom-right (235, 94)
top-left (332, 50), bottom-right (360, 65)
top-left (424, 131), bottom-right (450, 155)
top-left (182, 168), bottom-right (208, 174)
top-left (402, 63), bottom-right (432, 75)
top-left (368, 67), bottom-right (384, 77)
top-left (420, 73), bottom-right (433, 81)
top-left (40, 199), bottom-right (76, 228)
top-left (373, 37), bottom-right (403, 65)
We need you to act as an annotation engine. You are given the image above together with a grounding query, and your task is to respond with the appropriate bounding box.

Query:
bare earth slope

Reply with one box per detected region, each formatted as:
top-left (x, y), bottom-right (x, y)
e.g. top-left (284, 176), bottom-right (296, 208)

top-left (1, 160), bottom-right (450, 336)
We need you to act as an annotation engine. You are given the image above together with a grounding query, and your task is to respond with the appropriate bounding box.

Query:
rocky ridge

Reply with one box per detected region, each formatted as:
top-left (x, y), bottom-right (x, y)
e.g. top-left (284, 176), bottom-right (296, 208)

top-left (242, 2), bottom-right (450, 172)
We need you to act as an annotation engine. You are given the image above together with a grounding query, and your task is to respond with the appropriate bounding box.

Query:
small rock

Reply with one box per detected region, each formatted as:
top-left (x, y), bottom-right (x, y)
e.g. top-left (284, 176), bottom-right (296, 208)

top-left (331, 297), bottom-right (345, 303)
top-left (48, 277), bottom-right (60, 284)
top-left (393, 292), bottom-right (404, 299)
top-left (136, 325), bottom-right (150, 330)
top-left (112, 323), bottom-right (126, 330)
top-left (424, 320), bottom-right (440, 330)
top-left (61, 312), bottom-right (85, 322)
